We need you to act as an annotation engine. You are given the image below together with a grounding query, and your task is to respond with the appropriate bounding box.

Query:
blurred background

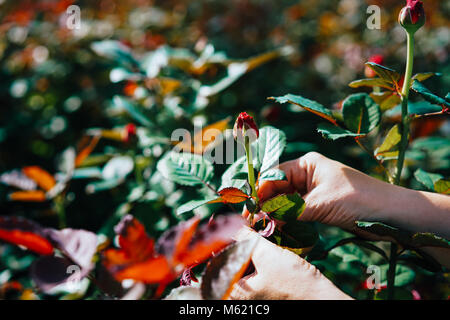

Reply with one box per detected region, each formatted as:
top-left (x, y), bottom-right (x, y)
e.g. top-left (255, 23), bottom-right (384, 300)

top-left (0, 0), bottom-right (449, 299)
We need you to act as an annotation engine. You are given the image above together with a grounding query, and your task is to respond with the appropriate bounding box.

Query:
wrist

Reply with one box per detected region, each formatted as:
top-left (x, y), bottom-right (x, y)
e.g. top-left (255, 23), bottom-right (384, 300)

top-left (369, 183), bottom-right (450, 238)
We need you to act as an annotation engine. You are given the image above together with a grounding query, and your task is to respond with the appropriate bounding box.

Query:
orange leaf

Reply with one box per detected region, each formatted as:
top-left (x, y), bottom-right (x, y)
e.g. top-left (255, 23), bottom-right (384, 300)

top-left (103, 215), bottom-right (245, 287)
top-left (75, 135), bottom-right (100, 167)
top-left (0, 217), bottom-right (54, 255)
top-left (175, 118), bottom-right (230, 154)
top-left (176, 215), bottom-right (246, 267)
top-left (172, 217), bottom-right (201, 263)
top-left (102, 215), bottom-right (155, 270)
top-left (208, 187), bottom-right (250, 204)
top-left (114, 256), bottom-right (173, 283)
top-left (22, 166), bottom-right (55, 191)
top-left (9, 190), bottom-right (47, 202)
top-left (0, 230), bottom-right (54, 255)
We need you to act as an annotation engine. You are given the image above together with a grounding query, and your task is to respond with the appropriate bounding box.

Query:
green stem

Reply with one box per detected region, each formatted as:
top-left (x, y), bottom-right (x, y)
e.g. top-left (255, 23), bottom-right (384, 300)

top-left (388, 30), bottom-right (415, 300)
top-left (244, 136), bottom-right (258, 224)
top-left (54, 195), bottom-right (67, 229)
top-left (245, 137), bottom-right (257, 199)
top-left (394, 31), bottom-right (414, 186)
top-left (387, 243), bottom-right (398, 300)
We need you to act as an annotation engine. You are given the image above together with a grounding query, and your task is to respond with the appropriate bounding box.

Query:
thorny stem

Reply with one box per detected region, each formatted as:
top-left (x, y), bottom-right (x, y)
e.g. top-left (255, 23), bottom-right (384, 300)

top-left (388, 30), bottom-right (415, 300)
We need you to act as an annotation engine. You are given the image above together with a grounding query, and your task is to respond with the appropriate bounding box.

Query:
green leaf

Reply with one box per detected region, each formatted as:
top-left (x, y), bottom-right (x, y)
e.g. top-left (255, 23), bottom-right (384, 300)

top-left (375, 287), bottom-right (414, 300)
top-left (370, 92), bottom-right (402, 112)
top-left (102, 156), bottom-right (134, 180)
top-left (261, 193), bottom-right (305, 222)
top-left (308, 236), bottom-right (388, 261)
top-left (259, 168), bottom-right (287, 183)
top-left (412, 80), bottom-right (450, 109)
top-left (434, 179), bottom-right (450, 195)
top-left (219, 156), bottom-right (247, 191)
top-left (385, 101), bottom-right (442, 117)
top-left (269, 94), bottom-right (337, 124)
top-left (156, 151), bottom-right (214, 186)
top-left (112, 96), bottom-right (153, 127)
top-left (413, 169), bottom-right (443, 191)
top-left (375, 125), bottom-right (401, 159)
top-left (398, 250), bottom-right (442, 273)
top-left (253, 126), bottom-right (286, 173)
top-left (272, 221), bottom-right (318, 252)
top-left (91, 40), bottom-right (141, 71)
top-left (317, 122), bottom-right (364, 140)
top-left (330, 243), bottom-right (371, 266)
top-left (231, 171), bottom-right (248, 180)
top-left (356, 221), bottom-right (450, 249)
top-left (349, 78), bottom-right (394, 90)
top-left (85, 177), bottom-right (123, 194)
top-left (364, 62), bottom-right (401, 85)
top-left (72, 167), bottom-right (103, 179)
top-left (412, 72), bottom-right (441, 82)
top-left (379, 264), bottom-right (415, 287)
top-left (342, 93), bottom-right (381, 134)
top-left (176, 195), bottom-right (218, 215)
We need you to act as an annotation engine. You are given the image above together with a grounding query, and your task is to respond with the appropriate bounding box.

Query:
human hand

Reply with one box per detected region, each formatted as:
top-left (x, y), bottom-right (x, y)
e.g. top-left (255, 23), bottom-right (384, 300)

top-left (244, 152), bottom-right (408, 232)
top-left (229, 228), bottom-right (352, 300)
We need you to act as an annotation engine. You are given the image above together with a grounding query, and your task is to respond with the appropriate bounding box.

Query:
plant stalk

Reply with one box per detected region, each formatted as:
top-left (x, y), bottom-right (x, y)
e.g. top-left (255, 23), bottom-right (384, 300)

top-left (387, 242), bottom-right (398, 300)
top-left (244, 136), bottom-right (258, 224)
top-left (388, 30), bottom-right (415, 300)
top-left (394, 31), bottom-right (414, 186)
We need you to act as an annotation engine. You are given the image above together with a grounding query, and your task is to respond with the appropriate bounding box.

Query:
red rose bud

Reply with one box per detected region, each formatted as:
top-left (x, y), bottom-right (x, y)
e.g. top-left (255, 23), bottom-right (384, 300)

top-left (398, 0), bottom-right (425, 33)
top-left (123, 123), bottom-right (137, 143)
top-left (365, 55), bottom-right (384, 78)
top-left (233, 112), bottom-right (259, 143)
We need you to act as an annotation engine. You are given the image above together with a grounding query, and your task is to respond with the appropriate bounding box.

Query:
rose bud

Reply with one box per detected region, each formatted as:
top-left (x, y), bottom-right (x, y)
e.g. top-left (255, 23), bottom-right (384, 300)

top-left (398, 0), bottom-right (425, 34)
top-left (233, 112), bottom-right (259, 143)
top-left (365, 55), bottom-right (384, 78)
top-left (123, 123), bottom-right (137, 143)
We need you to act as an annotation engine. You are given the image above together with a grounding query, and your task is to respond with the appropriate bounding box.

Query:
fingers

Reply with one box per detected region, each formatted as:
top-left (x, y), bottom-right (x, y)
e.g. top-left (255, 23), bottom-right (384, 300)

top-left (256, 156), bottom-right (310, 201)
top-left (242, 154), bottom-right (315, 219)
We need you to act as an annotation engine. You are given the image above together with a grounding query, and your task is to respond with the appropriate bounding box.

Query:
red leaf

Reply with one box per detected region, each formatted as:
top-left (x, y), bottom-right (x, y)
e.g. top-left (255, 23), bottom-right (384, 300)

top-left (0, 216), bottom-right (54, 255)
top-left (155, 216), bottom-right (201, 263)
top-left (180, 265), bottom-right (199, 286)
top-left (208, 187), bottom-right (250, 204)
top-left (104, 214), bottom-right (245, 287)
top-left (258, 215), bottom-right (276, 238)
top-left (176, 215), bottom-right (246, 266)
top-left (114, 256), bottom-right (173, 283)
top-left (103, 215), bottom-right (155, 271)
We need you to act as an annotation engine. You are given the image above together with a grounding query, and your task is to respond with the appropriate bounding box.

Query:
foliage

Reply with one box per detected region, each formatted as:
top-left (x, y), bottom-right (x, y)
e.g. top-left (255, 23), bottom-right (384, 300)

top-left (0, 0), bottom-right (449, 300)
